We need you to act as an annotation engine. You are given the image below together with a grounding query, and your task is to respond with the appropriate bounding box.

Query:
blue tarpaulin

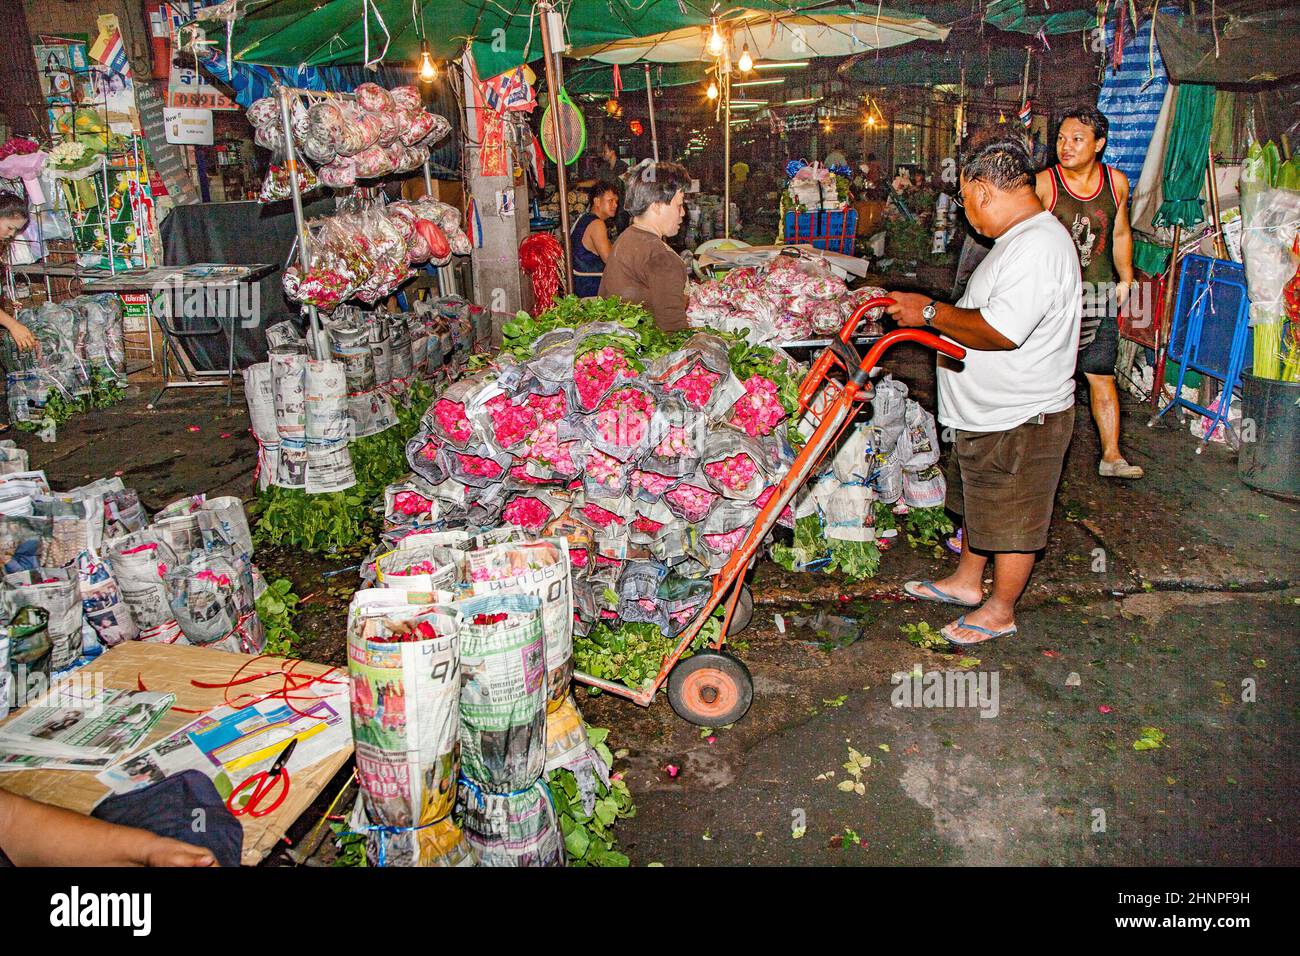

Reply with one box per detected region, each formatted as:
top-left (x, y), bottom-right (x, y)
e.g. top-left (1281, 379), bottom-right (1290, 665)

top-left (1096, 8), bottom-right (1170, 185)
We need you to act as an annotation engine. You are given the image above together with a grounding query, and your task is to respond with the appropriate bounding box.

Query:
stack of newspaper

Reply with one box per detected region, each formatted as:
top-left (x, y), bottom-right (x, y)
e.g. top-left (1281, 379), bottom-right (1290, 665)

top-left (0, 685), bottom-right (174, 772)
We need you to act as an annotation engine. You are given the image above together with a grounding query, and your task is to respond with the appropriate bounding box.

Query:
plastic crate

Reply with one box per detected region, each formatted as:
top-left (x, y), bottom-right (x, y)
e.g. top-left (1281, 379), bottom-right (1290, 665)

top-left (783, 210), bottom-right (858, 254)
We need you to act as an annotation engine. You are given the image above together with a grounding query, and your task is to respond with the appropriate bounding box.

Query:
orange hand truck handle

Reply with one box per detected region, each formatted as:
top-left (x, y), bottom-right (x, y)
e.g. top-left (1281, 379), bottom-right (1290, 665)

top-left (857, 327), bottom-right (967, 376)
top-left (796, 298), bottom-right (967, 414)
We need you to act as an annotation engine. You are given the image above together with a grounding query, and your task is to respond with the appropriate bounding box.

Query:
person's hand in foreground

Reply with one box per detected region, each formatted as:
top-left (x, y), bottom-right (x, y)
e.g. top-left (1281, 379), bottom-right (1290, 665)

top-left (0, 312), bottom-right (37, 353)
top-left (0, 788), bottom-right (218, 867)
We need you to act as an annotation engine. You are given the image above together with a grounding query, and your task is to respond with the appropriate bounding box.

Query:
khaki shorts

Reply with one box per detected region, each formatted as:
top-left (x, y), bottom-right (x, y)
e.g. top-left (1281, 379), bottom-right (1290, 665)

top-left (944, 407), bottom-right (1075, 553)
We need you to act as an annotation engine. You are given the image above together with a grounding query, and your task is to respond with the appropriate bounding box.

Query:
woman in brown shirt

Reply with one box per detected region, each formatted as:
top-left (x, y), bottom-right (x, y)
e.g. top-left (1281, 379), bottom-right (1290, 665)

top-left (598, 161), bottom-right (692, 332)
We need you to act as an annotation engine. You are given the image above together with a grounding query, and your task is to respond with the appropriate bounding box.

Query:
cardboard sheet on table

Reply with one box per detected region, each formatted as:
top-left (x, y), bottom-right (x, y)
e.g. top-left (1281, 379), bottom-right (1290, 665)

top-left (0, 642), bottom-right (353, 866)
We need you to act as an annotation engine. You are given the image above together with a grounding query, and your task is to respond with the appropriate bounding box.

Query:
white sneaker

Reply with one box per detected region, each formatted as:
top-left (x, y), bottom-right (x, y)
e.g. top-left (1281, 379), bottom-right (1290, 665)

top-left (1099, 458), bottom-right (1144, 479)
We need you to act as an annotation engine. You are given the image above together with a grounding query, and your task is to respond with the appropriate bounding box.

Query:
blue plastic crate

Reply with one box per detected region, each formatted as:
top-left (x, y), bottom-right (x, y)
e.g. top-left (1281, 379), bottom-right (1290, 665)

top-left (783, 210), bottom-right (857, 254)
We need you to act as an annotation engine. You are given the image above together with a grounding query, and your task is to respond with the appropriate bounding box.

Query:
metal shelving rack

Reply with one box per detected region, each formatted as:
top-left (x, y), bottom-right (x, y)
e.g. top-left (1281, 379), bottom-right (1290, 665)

top-left (274, 84), bottom-right (464, 361)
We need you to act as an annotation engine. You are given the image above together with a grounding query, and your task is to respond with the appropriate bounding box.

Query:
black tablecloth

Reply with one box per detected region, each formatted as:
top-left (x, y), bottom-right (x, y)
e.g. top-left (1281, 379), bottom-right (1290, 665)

top-left (160, 197), bottom-right (334, 371)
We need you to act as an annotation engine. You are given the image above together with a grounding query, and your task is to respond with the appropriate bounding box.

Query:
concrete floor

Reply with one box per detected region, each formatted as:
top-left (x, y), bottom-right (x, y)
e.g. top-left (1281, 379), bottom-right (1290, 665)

top-left (12, 341), bottom-right (1298, 867)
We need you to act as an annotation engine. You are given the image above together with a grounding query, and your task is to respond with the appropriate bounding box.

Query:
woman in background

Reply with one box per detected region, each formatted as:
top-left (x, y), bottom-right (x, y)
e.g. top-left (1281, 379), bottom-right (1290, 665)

top-left (0, 192), bottom-right (38, 355)
top-left (570, 181), bottom-right (618, 298)
top-left (598, 161), bottom-right (692, 332)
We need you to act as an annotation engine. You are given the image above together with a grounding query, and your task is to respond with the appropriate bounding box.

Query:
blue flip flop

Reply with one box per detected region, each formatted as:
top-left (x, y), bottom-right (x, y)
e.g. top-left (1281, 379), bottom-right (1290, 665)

top-left (941, 616), bottom-right (1018, 648)
top-left (903, 580), bottom-right (980, 608)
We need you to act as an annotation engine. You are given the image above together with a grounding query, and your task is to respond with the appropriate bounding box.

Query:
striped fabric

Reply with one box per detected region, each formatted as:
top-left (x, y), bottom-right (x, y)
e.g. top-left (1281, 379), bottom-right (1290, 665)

top-left (1096, 10), bottom-right (1170, 185)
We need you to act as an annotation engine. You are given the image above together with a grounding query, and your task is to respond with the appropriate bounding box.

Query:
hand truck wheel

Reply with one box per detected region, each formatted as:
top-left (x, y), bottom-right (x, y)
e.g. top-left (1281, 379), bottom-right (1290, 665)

top-left (667, 651), bottom-right (754, 726)
top-left (727, 584), bottom-right (754, 637)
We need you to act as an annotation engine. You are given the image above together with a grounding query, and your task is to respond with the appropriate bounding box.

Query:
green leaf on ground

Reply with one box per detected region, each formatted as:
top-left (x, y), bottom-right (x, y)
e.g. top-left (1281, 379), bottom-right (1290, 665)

top-left (1133, 727), bottom-right (1166, 751)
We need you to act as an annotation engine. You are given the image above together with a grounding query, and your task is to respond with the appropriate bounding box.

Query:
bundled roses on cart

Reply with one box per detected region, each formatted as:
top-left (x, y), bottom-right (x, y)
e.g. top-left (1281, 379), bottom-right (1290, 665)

top-left (366, 297), bottom-right (806, 691)
top-left (687, 251), bottom-right (887, 343)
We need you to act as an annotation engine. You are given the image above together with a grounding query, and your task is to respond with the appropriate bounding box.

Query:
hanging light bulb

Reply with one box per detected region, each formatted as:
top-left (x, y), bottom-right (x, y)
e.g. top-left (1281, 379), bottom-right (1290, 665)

top-left (418, 39), bottom-right (437, 83)
top-left (706, 81), bottom-right (719, 101)
top-left (706, 18), bottom-right (725, 57)
top-left (738, 44), bottom-right (754, 73)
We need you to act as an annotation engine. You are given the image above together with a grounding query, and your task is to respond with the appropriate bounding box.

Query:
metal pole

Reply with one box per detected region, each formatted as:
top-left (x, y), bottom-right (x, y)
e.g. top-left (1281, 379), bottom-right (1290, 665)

top-left (644, 63), bottom-right (659, 162)
top-left (539, 1), bottom-right (574, 292)
top-left (278, 86), bottom-right (325, 360)
top-left (422, 156), bottom-right (457, 297)
top-left (1206, 147), bottom-right (1228, 260)
top-left (1150, 223), bottom-right (1181, 413)
top-left (724, 73), bottom-right (731, 239)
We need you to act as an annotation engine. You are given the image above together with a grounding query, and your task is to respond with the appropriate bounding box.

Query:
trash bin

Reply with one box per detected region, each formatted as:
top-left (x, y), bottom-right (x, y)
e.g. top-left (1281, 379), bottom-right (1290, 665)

top-left (1238, 370), bottom-right (1300, 499)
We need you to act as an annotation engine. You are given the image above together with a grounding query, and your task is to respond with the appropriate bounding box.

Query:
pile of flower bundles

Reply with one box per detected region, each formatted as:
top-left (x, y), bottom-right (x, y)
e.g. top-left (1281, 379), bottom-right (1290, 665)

top-left (391, 298), bottom-right (808, 662)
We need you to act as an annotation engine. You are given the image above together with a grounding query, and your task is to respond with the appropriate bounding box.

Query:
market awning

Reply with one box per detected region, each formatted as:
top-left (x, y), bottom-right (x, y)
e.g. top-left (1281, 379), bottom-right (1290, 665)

top-left (981, 0), bottom-right (1097, 36)
top-left (216, 1), bottom-right (948, 77)
top-left (567, 7), bottom-right (949, 64)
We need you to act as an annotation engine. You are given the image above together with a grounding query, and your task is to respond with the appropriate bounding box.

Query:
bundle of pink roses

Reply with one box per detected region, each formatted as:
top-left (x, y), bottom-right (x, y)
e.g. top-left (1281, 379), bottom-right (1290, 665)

top-left (502, 496), bottom-right (552, 531)
top-left (581, 503), bottom-right (625, 528)
top-left (730, 375), bottom-right (785, 437)
top-left (433, 399), bottom-right (473, 442)
top-left (585, 449), bottom-right (624, 490)
top-left (392, 490), bottom-right (434, 515)
top-left (525, 421), bottom-right (578, 474)
top-left (508, 464), bottom-right (552, 486)
top-left (634, 470), bottom-right (676, 497)
top-left (526, 390), bottom-right (567, 420)
top-left (631, 515), bottom-right (665, 535)
top-left (454, 452), bottom-right (503, 479)
top-left (704, 454), bottom-right (758, 492)
top-left (665, 363), bottom-right (721, 408)
top-left (485, 393), bottom-right (538, 447)
top-left (653, 425), bottom-right (694, 458)
top-left (665, 483), bottom-right (719, 522)
top-left (595, 387), bottom-right (654, 446)
top-left (704, 527), bottom-right (749, 553)
top-left (574, 346), bottom-right (635, 410)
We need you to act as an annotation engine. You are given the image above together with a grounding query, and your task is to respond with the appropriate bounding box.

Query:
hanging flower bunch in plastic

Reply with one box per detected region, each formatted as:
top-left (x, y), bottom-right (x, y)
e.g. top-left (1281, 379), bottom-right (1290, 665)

top-left (519, 232), bottom-right (564, 316)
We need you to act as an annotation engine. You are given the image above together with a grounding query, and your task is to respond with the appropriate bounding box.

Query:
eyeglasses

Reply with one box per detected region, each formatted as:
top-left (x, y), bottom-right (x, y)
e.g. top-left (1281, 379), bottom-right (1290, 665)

top-left (952, 193), bottom-right (965, 209)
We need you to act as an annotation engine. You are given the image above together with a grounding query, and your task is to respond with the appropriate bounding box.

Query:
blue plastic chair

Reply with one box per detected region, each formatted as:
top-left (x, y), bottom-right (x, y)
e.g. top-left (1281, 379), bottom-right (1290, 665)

top-left (1154, 254), bottom-right (1253, 450)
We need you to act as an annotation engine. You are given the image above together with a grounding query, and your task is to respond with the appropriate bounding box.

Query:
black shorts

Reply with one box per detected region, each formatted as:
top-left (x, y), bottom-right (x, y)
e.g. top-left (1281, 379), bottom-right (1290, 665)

top-left (1077, 309), bottom-right (1119, 377)
top-left (944, 407), bottom-right (1076, 553)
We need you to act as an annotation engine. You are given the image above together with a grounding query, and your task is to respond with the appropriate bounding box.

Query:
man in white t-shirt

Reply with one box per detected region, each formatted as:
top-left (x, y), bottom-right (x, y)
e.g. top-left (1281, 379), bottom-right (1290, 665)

top-left (886, 136), bottom-right (1081, 648)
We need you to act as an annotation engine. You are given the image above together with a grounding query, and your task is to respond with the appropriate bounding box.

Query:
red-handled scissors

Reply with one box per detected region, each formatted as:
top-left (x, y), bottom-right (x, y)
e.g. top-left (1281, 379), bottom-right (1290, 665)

top-left (225, 739), bottom-right (296, 818)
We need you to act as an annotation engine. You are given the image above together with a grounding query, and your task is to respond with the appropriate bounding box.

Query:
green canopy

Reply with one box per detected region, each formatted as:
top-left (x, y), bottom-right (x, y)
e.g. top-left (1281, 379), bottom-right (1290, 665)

top-left (1154, 82), bottom-right (1216, 229)
top-left (982, 0), bottom-right (1096, 35)
top-left (226, 0), bottom-right (708, 76)
top-left (565, 61), bottom-right (705, 97)
top-left (220, 1), bottom-right (947, 77)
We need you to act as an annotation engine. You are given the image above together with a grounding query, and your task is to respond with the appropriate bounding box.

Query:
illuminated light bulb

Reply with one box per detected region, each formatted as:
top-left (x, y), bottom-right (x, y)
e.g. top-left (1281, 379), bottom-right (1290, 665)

top-left (706, 81), bottom-right (718, 101)
top-left (867, 115), bottom-right (876, 127)
top-left (706, 19), bottom-right (724, 57)
top-left (418, 40), bottom-right (437, 83)
top-left (738, 44), bottom-right (754, 73)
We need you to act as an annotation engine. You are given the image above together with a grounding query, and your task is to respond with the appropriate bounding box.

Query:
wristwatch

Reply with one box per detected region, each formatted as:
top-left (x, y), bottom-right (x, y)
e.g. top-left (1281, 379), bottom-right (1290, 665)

top-left (922, 300), bottom-right (939, 327)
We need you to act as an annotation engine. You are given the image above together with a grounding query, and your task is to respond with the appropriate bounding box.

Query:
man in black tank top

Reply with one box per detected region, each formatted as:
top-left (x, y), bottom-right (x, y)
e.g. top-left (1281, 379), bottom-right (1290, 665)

top-left (1035, 106), bottom-right (1144, 480)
